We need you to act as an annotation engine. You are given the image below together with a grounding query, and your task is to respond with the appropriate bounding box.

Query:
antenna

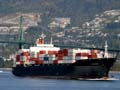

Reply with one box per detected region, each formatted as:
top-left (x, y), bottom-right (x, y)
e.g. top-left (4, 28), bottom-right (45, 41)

top-left (104, 41), bottom-right (108, 58)
top-left (50, 37), bottom-right (53, 44)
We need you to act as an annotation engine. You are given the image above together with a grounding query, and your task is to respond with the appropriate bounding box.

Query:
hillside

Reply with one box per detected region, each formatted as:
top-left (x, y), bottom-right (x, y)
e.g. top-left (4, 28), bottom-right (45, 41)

top-left (0, 0), bottom-right (120, 25)
top-left (0, 0), bottom-right (120, 58)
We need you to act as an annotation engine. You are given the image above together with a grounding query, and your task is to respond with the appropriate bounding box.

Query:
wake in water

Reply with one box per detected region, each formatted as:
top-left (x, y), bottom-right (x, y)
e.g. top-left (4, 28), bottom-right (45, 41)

top-left (0, 70), bottom-right (3, 73)
top-left (78, 77), bottom-right (119, 81)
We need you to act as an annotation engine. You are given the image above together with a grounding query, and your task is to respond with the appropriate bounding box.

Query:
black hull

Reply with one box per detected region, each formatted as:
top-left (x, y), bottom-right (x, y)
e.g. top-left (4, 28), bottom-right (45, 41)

top-left (12, 58), bottom-right (116, 79)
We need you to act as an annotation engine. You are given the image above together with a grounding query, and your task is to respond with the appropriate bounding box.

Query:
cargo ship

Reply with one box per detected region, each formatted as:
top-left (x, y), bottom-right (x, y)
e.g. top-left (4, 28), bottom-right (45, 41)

top-left (12, 33), bottom-right (117, 79)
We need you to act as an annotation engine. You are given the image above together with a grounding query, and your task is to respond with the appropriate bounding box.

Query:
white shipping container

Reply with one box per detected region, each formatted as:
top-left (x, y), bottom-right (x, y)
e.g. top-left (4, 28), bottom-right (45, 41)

top-left (58, 60), bottom-right (63, 64)
top-left (49, 55), bottom-right (56, 60)
top-left (63, 56), bottom-right (69, 60)
top-left (20, 56), bottom-right (26, 61)
top-left (97, 54), bottom-right (103, 58)
top-left (44, 61), bottom-right (49, 64)
top-left (49, 57), bottom-right (56, 60)
top-left (25, 61), bottom-right (30, 65)
top-left (29, 61), bottom-right (35, 64)
top-left (16, 62), bottom-right (20, 65)
top-left (68, 53), bottom-right (76, 56)
top-left (80, 49), bottom-right (90, 53)
top-left (48, 60), bottom-right (53, 64)
top-left (75, 56), bottom-right (81, 60)
top-left (68, 56), bottom-right (75, 60)
top-left (63, 60), bottom-right (73, 63)
top-left (30, 52), bottom-right (37, 58)
top-left (80, 56), bottom-right (88, 60)
top-left (63, 56), bottom-right (75, 60)
top-left (75, 56), bottom-right (88, 60)
top-left (39, 54), bottom-right (45, 60)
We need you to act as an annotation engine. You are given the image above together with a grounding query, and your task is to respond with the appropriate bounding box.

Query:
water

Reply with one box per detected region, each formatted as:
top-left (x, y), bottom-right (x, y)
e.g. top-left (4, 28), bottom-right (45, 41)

top-left (0, 71), bottom-right (120, 90)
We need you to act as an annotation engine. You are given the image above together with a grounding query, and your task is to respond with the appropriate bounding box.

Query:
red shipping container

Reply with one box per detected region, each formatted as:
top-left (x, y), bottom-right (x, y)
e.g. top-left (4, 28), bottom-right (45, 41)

top-left (58, 50), bottom-right (63, 54)
top-left (88, 54), bottom-right (97, 59)
top-left (35, 61), bottom-right (39, 64)
top-left (57, 54), bottom-right (64, 57)
top-left (20, 52), bottom-right (24, 56)
top-left (16, 55), bottom-right (20, 62)
top-left (29, 58), bottom-right (38, 61)
top-left (25, 52), bottom-right (30, 56)
top-left (76, 53), bottom-right (81, 56)
top-left (63, 53), bottom-right (68, 56)
top-left (20, 61), bottom-right (25, 65)
top-left (39, 51), bottom-right (46, 54)
top-left (48, 51), bottom-right (57, 55)
top-left (80, 53), bottom-right (88, 57)
top-left (91, 50), bottom-right (96, 54)
top-left (53, 60), bottom-right (58, 64)
top-left (39, 60), bottom-right (44, 64)
top-left (57, 56), bottom-right (63, 60)
top-left (37, 52), bottom-right (39, 58)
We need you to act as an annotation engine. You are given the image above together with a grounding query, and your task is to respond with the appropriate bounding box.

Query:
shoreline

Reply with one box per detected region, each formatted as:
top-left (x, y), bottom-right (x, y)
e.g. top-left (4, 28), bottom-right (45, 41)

top-left (0, 68), bottom-right (12, 71)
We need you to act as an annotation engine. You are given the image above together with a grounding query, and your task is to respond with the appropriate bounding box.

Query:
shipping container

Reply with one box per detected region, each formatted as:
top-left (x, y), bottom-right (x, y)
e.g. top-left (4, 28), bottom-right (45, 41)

top-left (20, 61), bottom-right (25, 65)
top-left (58, 50), bottom-right (63, 54)
top-left (44, 61), bottom-right (49, 64)
top-left (57, 56), bottom-right (63, 60)
top-left (58, 60), bottom-right (63, 64)
top-left (29, 57), bottom-right (38, 61)
top-left (29, 61), bottom-right (35, 64)
top-left (16, 55), bottom-right (20, 62)
top-left (48, 51), bottom-right (58, 55)
top-left (20, 56), bottom-right (27, 61)
top-left (63, 48), bottom-right (68, 56)
top-left (97, 53), bottom-right (103, 58)
top-left (30, 52), bottom-right (37, 58)
top-left (39, 60), bottom-right (44, 64)
top-left (39, 51), bottom-right (46, 54)
top-left (44, 56), bottom-right (49, 61)
top-left (75, 56), bottom-right (81, 60)
top-left (88, 54), bottom-right (97, 59)
top-left (16, 62), bottom-right (20, 65)
top-left (53, 60), bottom-right (58, 64)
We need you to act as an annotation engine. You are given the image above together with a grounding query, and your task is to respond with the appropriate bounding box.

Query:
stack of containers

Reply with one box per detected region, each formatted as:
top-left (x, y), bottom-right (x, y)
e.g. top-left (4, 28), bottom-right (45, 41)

top-left (96, 51), bottom-right (104, 58)
top-left (49, 54), bottom-right (56, 64)
top-left (37, 50), bottom-right (46, 64)
top-left (63, 49), bottom-right (76, 63)
top-left (75, 49), bottom-right (89, 60)
top-left (37, 50), bottom-right (58, 64)
top-left (30, 51), bottom-right (38, 64)
top-left (88, 50), bottom-right (97, 59)
top-left (43, 54), bottom-right (49, 64)
top-left (19, 52), bottom-right (30, 65)
top-left (48, 51), bottom-right (57, 64)
top-left (15, 54), bottom-right (20, 65)
top-left (56, 50), bottom-right (63, 64)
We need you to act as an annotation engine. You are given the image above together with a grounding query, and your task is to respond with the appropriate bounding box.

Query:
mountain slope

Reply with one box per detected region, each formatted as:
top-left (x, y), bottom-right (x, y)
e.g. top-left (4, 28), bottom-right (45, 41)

top-left (0, 0), bottom-right (120, 25)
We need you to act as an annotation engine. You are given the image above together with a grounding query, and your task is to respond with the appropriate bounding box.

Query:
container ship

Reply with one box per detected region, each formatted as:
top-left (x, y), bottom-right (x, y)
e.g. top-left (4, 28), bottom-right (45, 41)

top-left (12, 34), bottom-right (117, 79)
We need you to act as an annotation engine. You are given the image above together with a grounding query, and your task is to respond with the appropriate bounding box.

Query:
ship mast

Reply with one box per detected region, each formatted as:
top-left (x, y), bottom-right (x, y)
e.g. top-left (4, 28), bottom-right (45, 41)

top-left (50, 37), bottom-right (53, 44)
top-left (40, 32), bottom-right (46, 44)
top-left (104, 41), bottom-right (108, 58)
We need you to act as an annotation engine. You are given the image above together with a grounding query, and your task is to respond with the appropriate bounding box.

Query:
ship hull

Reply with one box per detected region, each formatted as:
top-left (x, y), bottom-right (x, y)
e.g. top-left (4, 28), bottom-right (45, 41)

top-left (12, 58), bottom-right (116, 79)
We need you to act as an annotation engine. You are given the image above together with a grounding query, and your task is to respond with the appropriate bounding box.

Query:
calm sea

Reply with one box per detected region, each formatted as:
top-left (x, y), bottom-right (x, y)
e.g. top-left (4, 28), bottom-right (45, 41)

top-left (0, 71), bottom-right (120, 90)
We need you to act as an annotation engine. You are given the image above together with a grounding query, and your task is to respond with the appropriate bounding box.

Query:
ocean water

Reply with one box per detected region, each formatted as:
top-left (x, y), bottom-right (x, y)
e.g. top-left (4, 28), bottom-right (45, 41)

top-left (0, 71), bottom-right (120, 90)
